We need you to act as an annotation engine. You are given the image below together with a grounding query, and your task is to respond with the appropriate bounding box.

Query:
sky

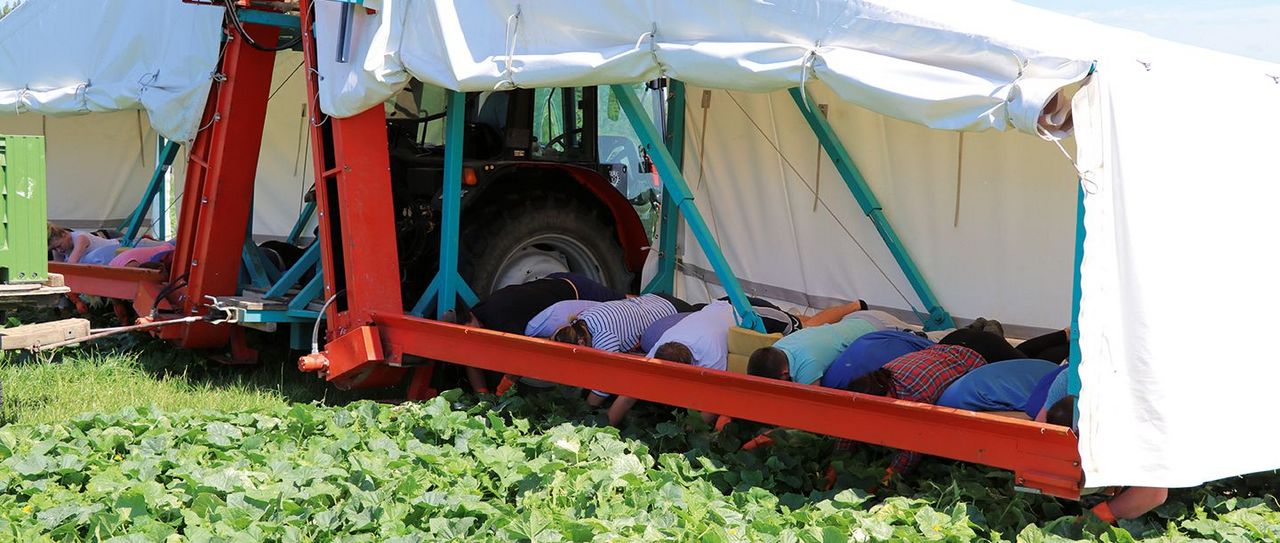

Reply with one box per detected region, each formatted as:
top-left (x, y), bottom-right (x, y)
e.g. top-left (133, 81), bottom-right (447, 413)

top-left (1019, 0), bottom-right (1280, 64)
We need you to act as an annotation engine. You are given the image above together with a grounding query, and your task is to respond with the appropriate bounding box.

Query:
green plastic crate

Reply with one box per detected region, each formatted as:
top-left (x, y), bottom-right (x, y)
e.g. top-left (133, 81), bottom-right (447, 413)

top-left (0, 135), bottom-right (48, 284)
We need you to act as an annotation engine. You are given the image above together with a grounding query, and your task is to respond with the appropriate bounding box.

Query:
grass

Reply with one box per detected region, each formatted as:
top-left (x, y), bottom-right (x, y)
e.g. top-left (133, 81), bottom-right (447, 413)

top-left (0, 307), bottom-right (405, 425)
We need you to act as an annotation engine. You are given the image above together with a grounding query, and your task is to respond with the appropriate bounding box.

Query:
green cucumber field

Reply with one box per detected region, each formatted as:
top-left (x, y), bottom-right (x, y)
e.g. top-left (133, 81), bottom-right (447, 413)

top-left (0, 339), bottom-right (1276, 542)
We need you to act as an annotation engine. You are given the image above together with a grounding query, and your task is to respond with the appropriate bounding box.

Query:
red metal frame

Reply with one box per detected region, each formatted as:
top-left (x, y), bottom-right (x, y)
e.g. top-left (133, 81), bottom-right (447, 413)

top-left (49, 262), bottom-right (165, 301)
top-left (298, 0), bottom-right (406, 388)
top-left (168, 20), bottom-right (281, 347)
top-left (369, 313), bottom-right (1083, 499)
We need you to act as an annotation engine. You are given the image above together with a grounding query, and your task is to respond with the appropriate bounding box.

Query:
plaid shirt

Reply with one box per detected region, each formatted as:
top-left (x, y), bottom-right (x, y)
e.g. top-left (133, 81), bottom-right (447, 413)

top-left (836, 344), bottom-right (986, 474)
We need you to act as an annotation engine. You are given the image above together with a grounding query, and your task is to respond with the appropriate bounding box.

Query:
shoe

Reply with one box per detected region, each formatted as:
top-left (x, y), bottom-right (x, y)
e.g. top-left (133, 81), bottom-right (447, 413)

top-left (982, 319), bottom-right (1005, 337)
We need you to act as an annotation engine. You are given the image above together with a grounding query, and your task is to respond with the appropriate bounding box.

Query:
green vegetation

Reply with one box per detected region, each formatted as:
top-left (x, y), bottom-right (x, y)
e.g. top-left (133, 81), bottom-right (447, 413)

top-left (0, 316), bottom-right (1275, 541)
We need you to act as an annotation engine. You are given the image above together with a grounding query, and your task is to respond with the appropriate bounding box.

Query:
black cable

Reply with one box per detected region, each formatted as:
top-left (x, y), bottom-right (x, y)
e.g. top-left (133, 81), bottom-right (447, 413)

top-left (225, 5), bottom-right (303, 52)
top-left (267, 61), bottom-right (304, 102)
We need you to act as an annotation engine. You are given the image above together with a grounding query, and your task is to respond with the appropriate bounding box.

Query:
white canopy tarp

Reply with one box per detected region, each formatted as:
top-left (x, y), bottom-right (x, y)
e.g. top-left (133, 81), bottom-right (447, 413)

top-left (0, 0), bottom-right (223, 142)
top-left (314, 0), bottom-right (1120, 136)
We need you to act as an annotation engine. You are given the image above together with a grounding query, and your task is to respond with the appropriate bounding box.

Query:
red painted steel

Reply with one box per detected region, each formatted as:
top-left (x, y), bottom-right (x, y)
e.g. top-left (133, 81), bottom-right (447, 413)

top-left (49, 262), bottom-right (164, 301)
top-left (169, 20), bottom-right (280, 348)
top-left (298, 0), bottom-right (406, 385)
top-left (372, 312), bottom-right (1083, 499)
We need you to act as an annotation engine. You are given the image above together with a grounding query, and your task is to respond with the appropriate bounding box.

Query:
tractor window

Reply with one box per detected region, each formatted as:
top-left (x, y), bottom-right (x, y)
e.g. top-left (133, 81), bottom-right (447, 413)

top-left (532, 87), bottom-right (590, 161)
top-left (598, 85), bottom-right (661, 201)
top-left (416, 83), bottom-right (448, 147)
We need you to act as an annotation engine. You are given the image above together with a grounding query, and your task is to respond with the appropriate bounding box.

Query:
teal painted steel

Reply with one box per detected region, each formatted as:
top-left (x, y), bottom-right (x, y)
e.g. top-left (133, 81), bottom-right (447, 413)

top-left (612, 84), bottom-right (764, 332)
top-left (412, 91), bottom-right (478, 318)
top-left (788, 88), bottom-right (954, 331)
top-left (0, 135), bottom-right (48, 284)
top-left (286, 200), bottom-right (317, 244)
top-left (1068, 181), bottom-right (1085, 398)
top-left (121, 139), bottom-right (180, 246)
top-left (642, 80), bottom-right (684, 295)
top-left (264, 241), bottom-right (320, 299)
top-left (234, 8), bottom-right (302, 31)
top-left (290, 272), bottom-right (325, 312)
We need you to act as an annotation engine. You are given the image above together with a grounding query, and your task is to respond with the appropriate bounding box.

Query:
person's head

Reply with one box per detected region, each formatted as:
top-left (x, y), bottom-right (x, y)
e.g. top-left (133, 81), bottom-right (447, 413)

top-left (47, 223), bottom-right (72, 253)
top-left (654, 342), bottom-right (694, 364)
top-left (552, 319), bottom-right (592, 346)
top-left (440, 305), bottom-right (481, 327)
top-left (846, 368), bottom-right (894, 397)
top-left (747, 347), bottom-right (790, 381)
top-left (1046, 395), bottom-right (1076, 427)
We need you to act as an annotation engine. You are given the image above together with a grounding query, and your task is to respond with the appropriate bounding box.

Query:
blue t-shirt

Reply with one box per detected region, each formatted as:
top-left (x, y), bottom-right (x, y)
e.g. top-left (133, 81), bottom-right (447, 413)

top-left (937, 359), bottom-right (1059, 411)
top-left (1023, 364), bottom-right (1068, 417)
top-left (774, 317), bottom-right (877, 385)
top-left (821, 330), bottom-right (934, 389)
top-left (639, 312), bottom-right (692, 354)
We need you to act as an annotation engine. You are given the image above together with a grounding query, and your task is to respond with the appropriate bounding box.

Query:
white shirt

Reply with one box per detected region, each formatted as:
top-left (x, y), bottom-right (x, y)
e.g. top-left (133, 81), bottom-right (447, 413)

top-left (645, 300), bottom-right (734, 370)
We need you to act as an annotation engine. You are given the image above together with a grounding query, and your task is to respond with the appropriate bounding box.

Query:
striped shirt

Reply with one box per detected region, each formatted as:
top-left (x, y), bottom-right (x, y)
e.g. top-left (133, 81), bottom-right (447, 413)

top-left (579, 294), bottom-right (678, 353)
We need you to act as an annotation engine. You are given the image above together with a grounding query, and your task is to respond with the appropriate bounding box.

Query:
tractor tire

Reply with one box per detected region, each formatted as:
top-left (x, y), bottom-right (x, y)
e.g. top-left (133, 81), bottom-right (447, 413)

top-left (463, 196), bottom-right (632, 295)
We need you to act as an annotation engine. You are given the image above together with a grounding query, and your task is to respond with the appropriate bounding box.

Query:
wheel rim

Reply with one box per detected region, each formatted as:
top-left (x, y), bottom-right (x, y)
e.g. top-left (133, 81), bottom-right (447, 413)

top-left (490, 233), bottom-right (606, 292)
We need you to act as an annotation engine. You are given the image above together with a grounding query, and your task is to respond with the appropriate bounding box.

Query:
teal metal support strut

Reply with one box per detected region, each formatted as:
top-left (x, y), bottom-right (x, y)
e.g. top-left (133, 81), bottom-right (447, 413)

top-left (411, 90), bottom-right (479, 318)
top-left (613, 84), bottom-right (764, 333)
top-left (286, 200), bottom-right (317, 245)
top-left (788, 88), bottom-right (954, 331)
top-left (121, 139), bottom-right (180, 246)
top-left (264, 241), bottom-right (320, 299)
top-left (1067, 181), bottom-right (1086, 398)
top-left (642, 80), bottom-right (685, 295)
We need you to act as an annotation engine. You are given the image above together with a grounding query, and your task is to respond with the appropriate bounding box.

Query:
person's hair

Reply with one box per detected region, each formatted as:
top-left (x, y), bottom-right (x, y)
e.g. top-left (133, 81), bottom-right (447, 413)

top-left (747, 347), bottom-right (789, 380)
top-left (440, 304), bottom-right (475, 326)
top-left (1046, 395), bottom-right (1076, 427)
top-left (847, 369), bottom-right (894, 397)
top-left (552, 319), bottom-right (592, 346)
top-left (47, 222), bottom-right (70, 248)
top-left (654, 342), bottom-right (694, 364)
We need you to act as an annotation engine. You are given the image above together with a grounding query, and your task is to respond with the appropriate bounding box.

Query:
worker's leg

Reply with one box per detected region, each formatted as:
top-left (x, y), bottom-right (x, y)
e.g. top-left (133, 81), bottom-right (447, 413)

top-left (1017, 329), bottom-right (1070, 362)
top-left (799, 300), bottom-right (868, 327)
top-left (938, 328), bottom-right (1024, 363)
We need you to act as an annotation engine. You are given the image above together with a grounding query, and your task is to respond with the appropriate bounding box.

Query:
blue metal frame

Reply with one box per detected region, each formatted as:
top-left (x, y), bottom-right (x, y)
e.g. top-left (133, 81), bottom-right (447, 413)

top-left (264, 242), bottom-right (320, 299)
top-left (788, 88), bottom-right (955, 331)
top-left (612, 84), bottom-right (764, 332)
top-left (642, 80), bottom-right (684, 295)
top-left (411, 90), bottom-right (479, 318)
top-left (1067, 181), bottom-right (1086, 398)
top-left (286, 200), bottom-right (317, 244)
top-left (234, 8), bottom-right (301, 31)
top-left (121, 139), bottom-right (180, 246)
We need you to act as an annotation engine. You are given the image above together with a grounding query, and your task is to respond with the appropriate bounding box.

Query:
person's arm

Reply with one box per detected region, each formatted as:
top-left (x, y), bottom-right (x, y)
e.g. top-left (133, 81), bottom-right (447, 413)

top-left (606, 396), bottom-right (639, 426)
top-left (67, 235), bottom-right (90, 263)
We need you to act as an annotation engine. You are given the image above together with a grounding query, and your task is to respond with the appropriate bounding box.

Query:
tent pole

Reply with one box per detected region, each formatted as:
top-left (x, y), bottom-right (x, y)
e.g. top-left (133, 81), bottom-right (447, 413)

top-left (788, 88), bottom-right (954, 331)
top-left (643, 80), bottom-right (684, 295)
top-left (121, 138), bottom-right (180, 246)
top-left (412, 90), bottom-right (478, 318)
top-left (1067, 181), bottom-right (1086, 398)
top-left (613, 84), bottom-right (764, 332)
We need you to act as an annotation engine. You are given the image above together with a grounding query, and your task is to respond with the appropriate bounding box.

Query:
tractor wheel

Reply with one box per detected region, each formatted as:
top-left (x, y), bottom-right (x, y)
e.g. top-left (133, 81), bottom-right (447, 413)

top-left (463, 196), bottom-right (632, 295)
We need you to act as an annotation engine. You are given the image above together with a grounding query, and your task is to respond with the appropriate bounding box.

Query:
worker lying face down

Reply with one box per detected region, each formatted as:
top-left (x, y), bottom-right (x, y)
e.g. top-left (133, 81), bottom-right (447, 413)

top-left (746, 312), bottom-right (882, 385)
top-left (595, 301), bottom-right (736, 427)
top-left (449, 272), bottom-right (625, 393)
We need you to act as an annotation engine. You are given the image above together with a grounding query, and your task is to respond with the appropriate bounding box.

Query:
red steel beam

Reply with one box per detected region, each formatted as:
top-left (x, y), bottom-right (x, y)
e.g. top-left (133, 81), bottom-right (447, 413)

top-left (49, 262), bottom-right (165, 300)
top-left (169, 21), bottom-right (280, 348)
top-left (374, 312), bottom-right (1083, 499)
